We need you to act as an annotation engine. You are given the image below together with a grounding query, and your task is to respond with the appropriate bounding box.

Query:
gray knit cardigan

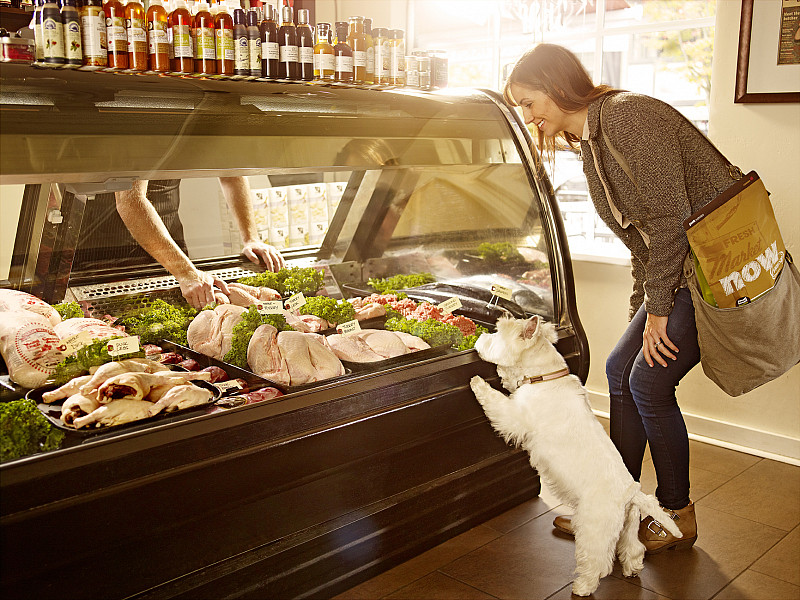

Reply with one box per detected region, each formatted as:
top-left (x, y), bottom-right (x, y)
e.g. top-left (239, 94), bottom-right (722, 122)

top-left (580, 92), bottom-right (735, 320)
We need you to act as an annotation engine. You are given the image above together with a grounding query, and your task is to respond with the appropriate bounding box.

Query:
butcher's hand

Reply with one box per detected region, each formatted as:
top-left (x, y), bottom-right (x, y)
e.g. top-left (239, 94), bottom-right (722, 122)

top-left (178, 270), bottom-right (230, 309)
top-left (242, 240), bottom-right (285, 273)
top-left (642, 313), bottom-right (678, 368)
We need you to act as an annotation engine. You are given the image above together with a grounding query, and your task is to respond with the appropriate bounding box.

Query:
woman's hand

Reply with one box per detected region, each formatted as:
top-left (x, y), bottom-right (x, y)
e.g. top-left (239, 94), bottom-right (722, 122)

top-left (643, 313), bottom-right (678, 367)
top-left (178, 270), bottom-right (230, 309)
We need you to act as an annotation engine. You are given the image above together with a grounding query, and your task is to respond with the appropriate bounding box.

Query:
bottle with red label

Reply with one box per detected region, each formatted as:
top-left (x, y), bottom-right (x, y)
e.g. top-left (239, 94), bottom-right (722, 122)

top-left (124, 0), bottom-right (148, 71)
top-left (193, 0), bottom-right (215, 74)
top-left (103, 0), bottom-right (128, 69)
top-left (169, 0), bottom-right (193, 73)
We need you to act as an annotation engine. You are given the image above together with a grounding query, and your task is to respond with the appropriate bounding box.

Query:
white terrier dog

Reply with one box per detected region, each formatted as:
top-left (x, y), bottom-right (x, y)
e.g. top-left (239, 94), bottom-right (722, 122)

top-left (470, 315), bottom-right (681, 597)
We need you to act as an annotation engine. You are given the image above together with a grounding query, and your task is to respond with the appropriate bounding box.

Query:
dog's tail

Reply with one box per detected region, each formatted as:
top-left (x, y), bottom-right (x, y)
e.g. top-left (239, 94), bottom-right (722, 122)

top-left (630, 488), bottom-right (683, 539)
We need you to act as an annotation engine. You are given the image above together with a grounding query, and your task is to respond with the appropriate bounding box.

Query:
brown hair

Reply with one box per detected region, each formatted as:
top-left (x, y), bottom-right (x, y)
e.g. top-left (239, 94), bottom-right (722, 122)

top-left (504, 44), bottom-right (618, 159)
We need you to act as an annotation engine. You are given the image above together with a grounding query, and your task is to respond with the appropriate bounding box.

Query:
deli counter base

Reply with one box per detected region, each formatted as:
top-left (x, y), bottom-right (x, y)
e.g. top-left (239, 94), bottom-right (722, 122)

top-left (1, 350), bottom-right (540, 600)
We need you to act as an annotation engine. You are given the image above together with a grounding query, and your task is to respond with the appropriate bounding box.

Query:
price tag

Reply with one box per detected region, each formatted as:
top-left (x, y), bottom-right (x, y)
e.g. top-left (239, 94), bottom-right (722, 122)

top-left (490, 284), bottom-right (514, 301)
top-left (215, 380), bottom-right (243, 392)
top-left (256, 301), bottom-right (284, 315)
top-left (336, 319), bottom-right (362, 335)
top-left (107, 336), bottom-right (140, 357)
top-left (58, 330), bottom-right (94, 355)
top-left (284, 292), bottom-right (307, 312)
top-left (437, 297), bottom-right (462, 314)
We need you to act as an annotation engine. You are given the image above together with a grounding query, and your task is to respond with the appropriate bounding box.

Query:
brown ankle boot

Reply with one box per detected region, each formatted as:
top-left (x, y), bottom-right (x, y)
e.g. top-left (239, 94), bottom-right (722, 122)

top-left (639, 502), bottom-right (697, 554)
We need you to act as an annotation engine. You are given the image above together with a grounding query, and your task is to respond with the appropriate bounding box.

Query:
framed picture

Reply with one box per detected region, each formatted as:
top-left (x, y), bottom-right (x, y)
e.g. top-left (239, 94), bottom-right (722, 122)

top-left (735, 0), bottom-right (800, 103)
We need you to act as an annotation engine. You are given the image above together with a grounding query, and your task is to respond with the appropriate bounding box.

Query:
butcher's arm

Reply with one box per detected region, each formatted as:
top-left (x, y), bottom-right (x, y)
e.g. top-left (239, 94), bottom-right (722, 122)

top-left (219, 176), bottom-right (285, 272)
top-left (115, 181), bottom-right (229, 309)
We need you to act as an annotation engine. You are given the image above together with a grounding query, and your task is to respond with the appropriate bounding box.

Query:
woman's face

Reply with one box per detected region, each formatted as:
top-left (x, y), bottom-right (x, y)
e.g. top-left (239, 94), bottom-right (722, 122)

top-left (509, 83), bottom-right (569, 138)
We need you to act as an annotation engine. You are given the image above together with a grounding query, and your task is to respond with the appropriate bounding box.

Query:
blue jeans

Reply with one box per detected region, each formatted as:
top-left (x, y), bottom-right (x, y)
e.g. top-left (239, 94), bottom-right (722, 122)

top-left (606, 287), bottom-right (701, 510)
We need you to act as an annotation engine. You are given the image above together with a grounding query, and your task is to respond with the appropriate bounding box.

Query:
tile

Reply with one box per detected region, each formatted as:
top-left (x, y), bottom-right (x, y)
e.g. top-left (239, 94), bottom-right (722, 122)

top-left (688, 441), bottom-right (761, 478)
top-left (385, 572), bottom-right (496, 599)
top-left (332, 525), bottom-right (500, 600)
top-left (700, 459), bottom-right (800, 530)
top-left (621, 504), bottom-right (787, 600)
top-left (751, 526), bottom-right (800, 586)
top-left (439, 509), bottom-right (578, 600)
top-left (713, 569), bottom-right (800, 600)
top-left (546, 577), bottom-right (671, 600)
top-left (484, 495), bottom-right (561, 535)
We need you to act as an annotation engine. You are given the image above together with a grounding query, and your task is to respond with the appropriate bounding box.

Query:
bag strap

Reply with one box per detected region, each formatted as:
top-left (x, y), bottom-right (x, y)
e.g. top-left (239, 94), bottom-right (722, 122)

top-left (598, 94), bottom-right (743, 182)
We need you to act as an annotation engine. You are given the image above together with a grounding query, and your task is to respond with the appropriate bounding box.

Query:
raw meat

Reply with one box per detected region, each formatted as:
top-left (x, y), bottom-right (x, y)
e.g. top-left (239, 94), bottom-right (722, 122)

top-left (73, 399), bottom-right (154, 428)
top-left (326, 333), bottom-right (385, 362)
top-left (245, 387), bottom-right (283, 404)
top-left (42, 374), bottom-right (92, 403)
top-left (353, 302), bottom-right (386, 321)
top-left (277, 331), bottom-right (345, 385)
top-left (358, 330), bottom-right (410, 358)
top-left (54, 318), bottom-right (122, 341)
top-left (186, 304), bottom-right (246, 360)
top-left (284, 312), bottom-right (330, 333)
top-left (61, 393), bottom-right (101, 425)
top-left (0, 289), bottom-right (61, 327)
top-left (327, 330), bottom-right (430, 363)
top-left (96, 371), bottom-right (212, 404)
top-left (391, 331), bottom-right (431, 351)
top-left (200, 365), bottom-right (228, 382)
top-left (147, 384), bottom-right (214, 415)
top-left (247, 324), bottom-right (290, 386)
top-left (228, 283), bottom-right (281, 301)
top-left (80, 358), bottom-right (170, 398)
top-left (0, 311), bottom-right (64, 388)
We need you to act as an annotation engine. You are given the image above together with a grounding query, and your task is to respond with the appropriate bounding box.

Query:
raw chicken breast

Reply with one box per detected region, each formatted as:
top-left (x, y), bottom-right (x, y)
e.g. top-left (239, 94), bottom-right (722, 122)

top-left (277, 331), bottom-right (344, 385)
top-left (326, 333), bottom-right (384, 362)
top-left (391, 331), bottom-right (431, 352)
top-left (358, 330), bottom-right (410, 358)
top-left (247, 324), bottom-right (290, 386)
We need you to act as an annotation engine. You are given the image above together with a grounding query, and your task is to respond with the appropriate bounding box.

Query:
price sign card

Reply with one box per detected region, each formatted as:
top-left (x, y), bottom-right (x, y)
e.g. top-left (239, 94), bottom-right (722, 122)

top-left (256, 301), bottom-right (284, 315)
top-left (437, 297), bottom-right (462, 314)
top-left (490, 284), bottom-right (514, 301)
top-left (284, 292), bottom-right (307, 313)
top-left (336, 319), bottom-right (362, 335)
top-left (107, 336), bottom-right (140, 357)
top-left (58, 330), bottom-right (94, 355)
top-left (215, 380), bottom-right (243, 393)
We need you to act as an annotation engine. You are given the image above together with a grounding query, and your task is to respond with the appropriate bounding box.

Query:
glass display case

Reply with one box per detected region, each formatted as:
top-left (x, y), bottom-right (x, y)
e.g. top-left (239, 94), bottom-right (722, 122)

top-left (0, 65), bottom-right (588, 599)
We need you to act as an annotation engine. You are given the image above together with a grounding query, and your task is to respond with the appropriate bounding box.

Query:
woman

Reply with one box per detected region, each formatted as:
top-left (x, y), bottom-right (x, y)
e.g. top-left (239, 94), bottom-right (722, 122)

top-left (504, 44), bottom-right (735, 553)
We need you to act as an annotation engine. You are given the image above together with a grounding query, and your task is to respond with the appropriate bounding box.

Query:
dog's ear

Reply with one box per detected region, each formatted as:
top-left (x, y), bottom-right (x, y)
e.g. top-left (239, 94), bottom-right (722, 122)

top-left (521, 316), bottom-right (539, 339)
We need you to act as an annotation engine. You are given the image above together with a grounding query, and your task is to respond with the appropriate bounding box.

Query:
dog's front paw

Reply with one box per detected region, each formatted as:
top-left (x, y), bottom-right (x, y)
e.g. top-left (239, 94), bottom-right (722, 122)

top-left (571, 576), bottom-right (599, 597)
top-left (470, 376), bottom-right (490, 401)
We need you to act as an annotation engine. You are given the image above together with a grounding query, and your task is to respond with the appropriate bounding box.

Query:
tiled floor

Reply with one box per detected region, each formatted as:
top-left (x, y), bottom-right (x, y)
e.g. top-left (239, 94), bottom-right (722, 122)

top-left (333, 424), bottom-right (800, 600)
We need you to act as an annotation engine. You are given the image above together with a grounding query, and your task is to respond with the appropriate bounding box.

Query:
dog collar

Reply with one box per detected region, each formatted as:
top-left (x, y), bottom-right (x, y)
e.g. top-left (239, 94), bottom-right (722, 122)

top-left (520, 367), bottom-right (571, 385)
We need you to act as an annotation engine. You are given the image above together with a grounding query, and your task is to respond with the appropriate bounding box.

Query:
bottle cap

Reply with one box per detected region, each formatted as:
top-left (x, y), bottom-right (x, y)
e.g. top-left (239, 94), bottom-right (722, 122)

top-left (297, 8), bottom-right (309, 25)
top-left (364, 18), bottom-right (372, 33)
top-left (246, 9), bottom-right (258, 26)
top-left (233, 8), bottom-right (245, 25)
top-left (372, 27), bottom-right (386, 37)
top-left (281, 4), bottom-right (293, 24)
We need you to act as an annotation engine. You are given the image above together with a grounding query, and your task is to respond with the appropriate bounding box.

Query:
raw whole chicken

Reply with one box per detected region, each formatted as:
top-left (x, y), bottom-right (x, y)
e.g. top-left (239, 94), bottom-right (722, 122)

top-left (61, 393), bottom-right (102, 425)
top-left (391, 331), bottom-right (431, 352)
top-left (148, 384), bottom-right (214, 415)
top-left (96, 371), bottom-right (212, 404)
top-left (73, 399), bottom-right (155, 428)
top-left (327, 330), bottom-right (430, 362)
top-left (357, 330), bottom-right (410, 358)
top-left (0, 311), bottom-right (64, 388)
top-left (325, 334), bottom-right (384, 362)
top-left (54, 318), bottom-right (122, 341)
top-left (212, 283), bottom-right (281, 308)
top-left (187, 304), bottom-right (246, 360)
top-left (247, 324), bottom-right (290, 386)
top-left (277, 331), bottom-right (345, 385)
top-left (42, 374), bottom-right (93, 403)
top-left (0, 289), bottom-right (61, 327)
top-left (80, 358), bottom-right (170, 398)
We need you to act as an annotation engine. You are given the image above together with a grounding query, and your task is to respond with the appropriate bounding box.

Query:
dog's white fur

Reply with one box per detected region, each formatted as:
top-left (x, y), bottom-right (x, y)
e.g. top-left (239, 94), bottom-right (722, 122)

top-left (470, 315), bottom-right (681, 597)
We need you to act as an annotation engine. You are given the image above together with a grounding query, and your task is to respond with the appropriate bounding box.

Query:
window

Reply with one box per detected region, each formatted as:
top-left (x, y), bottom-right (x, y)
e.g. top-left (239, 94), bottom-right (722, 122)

top-left (412, 0), bottom-right (716, 262)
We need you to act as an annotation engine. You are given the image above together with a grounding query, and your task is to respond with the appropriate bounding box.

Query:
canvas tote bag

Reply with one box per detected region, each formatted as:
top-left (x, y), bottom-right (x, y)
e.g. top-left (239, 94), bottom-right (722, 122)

top-left (597, 99), bottom-right (800, 396)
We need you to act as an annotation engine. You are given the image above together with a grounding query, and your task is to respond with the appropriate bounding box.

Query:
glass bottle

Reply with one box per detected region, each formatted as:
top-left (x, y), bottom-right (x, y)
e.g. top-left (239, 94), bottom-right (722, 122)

top-left (295, 8), bottom-right (313, 81)
top-left (193, 0), bottom-right (215, 74)
top-left (277, 3), bottom-right (297, 80)
top-left (260, 3), bottom-right (278, 79)
top-left (333, 21), bottom-right (352, 83)
top-left (312, 22), bottom-right (333, 82)
top-left (32, 0), bottom-right (44, 65)
top-left (80, 0), bottom-right (107, 67)
top-left (146, 0), bottom-right (169, 72)
top-left (346, 16), bottom-right (366, 84)
top-left (169, 0), bottom-right (193, 73)
top-left (390, 28), bottom-right (405, 85)
top-left (213, 0), bottom-right (233, 75)
top-left (372, 27), bottom-right (389, 84)
top-left (232, 7), bottom-right (248, 76)
top-left (61, 0), bottom-right (83, 67)
top-left (363, 17), bottom-right (374, 84)
top-left (245, 8), bottom-right (260, 77)
top-left (103, 0), bottom-right (128, 69)
top-left (124, 0), bottom-right (148, 71)
top-left (41, 0), bottom-right (66, 65)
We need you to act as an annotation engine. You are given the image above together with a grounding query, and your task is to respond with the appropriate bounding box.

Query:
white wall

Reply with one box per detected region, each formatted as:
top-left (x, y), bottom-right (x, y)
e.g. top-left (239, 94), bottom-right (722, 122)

top-left (314, 0), bottom-right (408, 30)
top-left (576, 0), bottom-right (800, 462)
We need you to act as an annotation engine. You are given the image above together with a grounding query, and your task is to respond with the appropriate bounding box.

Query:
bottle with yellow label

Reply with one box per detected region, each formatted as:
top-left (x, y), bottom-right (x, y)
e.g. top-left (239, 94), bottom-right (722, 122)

top-left (103, 0), bottom-right (128, 69)
top-left (169, 0), bottom-right (193, 73)
top-left (193, 0), bottom-right (215, 74)
top-left (124, 0), bottom-right (148, 71)
top-left (313, 22), bottom-right (334, 81)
